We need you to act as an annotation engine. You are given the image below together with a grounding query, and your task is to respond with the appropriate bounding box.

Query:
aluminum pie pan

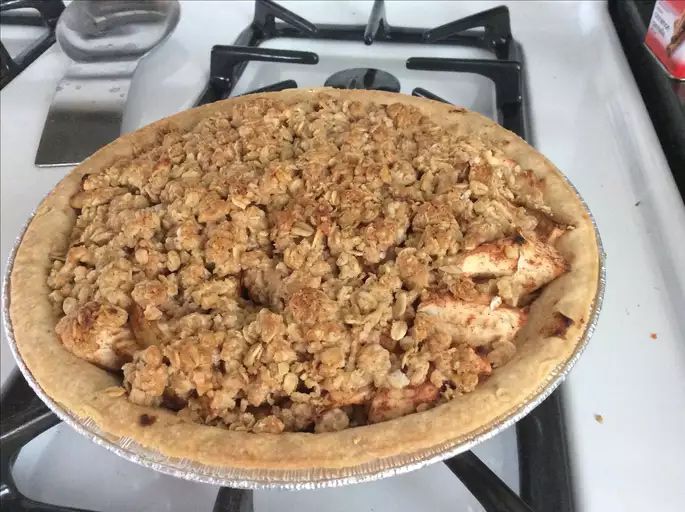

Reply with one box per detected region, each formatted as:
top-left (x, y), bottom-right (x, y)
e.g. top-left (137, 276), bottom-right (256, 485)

top-left (2, 185), bottom-right (606, 490)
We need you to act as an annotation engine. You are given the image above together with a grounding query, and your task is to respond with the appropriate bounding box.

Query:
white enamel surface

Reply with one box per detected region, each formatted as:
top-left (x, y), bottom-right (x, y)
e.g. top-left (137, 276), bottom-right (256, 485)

top-left (2, 1), bottom-right (684, 511)
top-left (0, 24), bottom-right (50, 59)
top-left (11, 422), bottom-right (518, 512)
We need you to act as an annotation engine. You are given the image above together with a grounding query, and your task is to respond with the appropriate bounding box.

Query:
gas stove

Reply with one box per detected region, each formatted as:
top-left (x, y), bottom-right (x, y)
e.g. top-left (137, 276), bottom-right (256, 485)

top-left (1, 2), bottom-right (684, 512)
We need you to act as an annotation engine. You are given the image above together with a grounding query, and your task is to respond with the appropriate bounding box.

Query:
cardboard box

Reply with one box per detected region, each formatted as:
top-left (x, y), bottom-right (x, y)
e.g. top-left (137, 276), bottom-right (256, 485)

top-left (645, 0), bottom-right (685, 79)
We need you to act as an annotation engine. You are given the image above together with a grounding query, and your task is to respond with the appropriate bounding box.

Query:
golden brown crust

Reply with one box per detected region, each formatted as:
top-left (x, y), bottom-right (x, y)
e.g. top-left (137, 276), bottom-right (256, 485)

top-left (7, 88), bottom-right (600, 474)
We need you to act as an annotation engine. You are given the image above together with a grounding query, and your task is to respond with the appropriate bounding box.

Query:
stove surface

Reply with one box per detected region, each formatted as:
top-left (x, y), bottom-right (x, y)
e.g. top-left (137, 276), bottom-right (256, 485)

top-left (11, 422), bottom-right (517, 512)
top-left (232, 39), bottom-right (498, 119)
top-left (2, 2), bottom-right (685, 511)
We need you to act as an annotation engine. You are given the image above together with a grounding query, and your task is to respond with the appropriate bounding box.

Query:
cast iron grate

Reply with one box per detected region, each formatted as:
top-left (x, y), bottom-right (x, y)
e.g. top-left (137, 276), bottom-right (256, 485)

top-left (0, 2), bottom-right (573, 511)
top-left (0, 0), bottom-right (65, 89)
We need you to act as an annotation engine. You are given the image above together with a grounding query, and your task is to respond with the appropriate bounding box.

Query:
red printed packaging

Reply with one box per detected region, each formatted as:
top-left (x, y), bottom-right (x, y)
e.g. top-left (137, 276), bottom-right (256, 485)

top-left (645, 0), bottom-right (685, 79)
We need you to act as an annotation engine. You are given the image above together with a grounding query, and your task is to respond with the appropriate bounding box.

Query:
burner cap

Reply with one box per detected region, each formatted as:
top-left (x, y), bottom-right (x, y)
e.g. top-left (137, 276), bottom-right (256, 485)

top-left (324, 68), bottom-right (400, 92)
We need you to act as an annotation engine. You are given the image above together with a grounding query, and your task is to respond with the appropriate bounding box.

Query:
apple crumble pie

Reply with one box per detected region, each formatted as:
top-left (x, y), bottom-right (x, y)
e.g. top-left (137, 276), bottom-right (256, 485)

top-left (44, 93), bottom-right (570, 434)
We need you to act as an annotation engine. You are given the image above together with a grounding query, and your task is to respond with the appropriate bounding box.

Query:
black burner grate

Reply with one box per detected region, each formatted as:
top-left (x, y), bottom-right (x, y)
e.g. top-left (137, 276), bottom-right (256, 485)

top-left (1, 2), bottom-right (574, 511)
top-left (0, 0), bottom-right (65, 89)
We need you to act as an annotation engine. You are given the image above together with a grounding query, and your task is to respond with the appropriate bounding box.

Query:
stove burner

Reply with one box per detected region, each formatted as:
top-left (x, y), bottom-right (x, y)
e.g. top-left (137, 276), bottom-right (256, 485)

top-left (324, 68), bottom-right (400, 92)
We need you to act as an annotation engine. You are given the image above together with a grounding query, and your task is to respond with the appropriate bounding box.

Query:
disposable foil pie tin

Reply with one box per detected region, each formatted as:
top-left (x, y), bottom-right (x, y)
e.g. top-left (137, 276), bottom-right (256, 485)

top-left (2, 186), bottom-right (606, 490)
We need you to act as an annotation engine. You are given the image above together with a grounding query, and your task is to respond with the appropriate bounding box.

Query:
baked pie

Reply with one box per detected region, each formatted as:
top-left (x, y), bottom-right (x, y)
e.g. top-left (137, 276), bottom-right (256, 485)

top-left (8, 89), bottom-right (600, 471)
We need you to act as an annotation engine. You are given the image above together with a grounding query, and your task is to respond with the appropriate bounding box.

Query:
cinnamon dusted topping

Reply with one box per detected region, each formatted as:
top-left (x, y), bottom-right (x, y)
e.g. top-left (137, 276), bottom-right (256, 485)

top-left (47, 94), bottom-right (569, 432)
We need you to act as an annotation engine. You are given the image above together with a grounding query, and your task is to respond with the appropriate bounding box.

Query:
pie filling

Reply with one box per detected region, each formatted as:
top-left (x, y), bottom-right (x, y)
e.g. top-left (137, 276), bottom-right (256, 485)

top-left (46, 94), bottom-right (569, 434)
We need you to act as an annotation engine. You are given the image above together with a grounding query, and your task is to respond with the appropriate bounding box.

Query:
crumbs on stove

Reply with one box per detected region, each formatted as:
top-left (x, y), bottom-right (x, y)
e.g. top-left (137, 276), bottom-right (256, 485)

top-left (593, 414), bottom-right (604, 424)
top-left (650, 332), bottom-right (657, 340)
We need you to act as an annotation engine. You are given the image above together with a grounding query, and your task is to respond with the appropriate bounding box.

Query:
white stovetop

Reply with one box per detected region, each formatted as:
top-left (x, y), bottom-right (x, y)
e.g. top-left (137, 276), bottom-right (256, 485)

top-left (2, 2), bottom-right (685, 511)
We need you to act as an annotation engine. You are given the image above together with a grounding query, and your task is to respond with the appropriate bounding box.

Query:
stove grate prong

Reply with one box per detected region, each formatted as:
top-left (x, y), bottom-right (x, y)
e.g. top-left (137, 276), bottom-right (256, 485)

top-left (197, 46), bottom-right (318, 105)
top-left (411, 87), bottom-right (450, 104)
top-left (242, 79), bottom-right (298, 96)
top-left (422, 5), bottom-right (512, 59)
top-left (0, 0), bottom-right (65, 89)
top-left (445, 451), bottom-right (535, 512)
top-left (213, 487), bottom-right (254, 512)
top-left (253, 0), bottom-right (317, 40)
top-left (407, 56), bottom-right (525, 135)
top-left (363, 0), bottom-right (390, 45)
top-left (0, 372), bottom-right (82, 511)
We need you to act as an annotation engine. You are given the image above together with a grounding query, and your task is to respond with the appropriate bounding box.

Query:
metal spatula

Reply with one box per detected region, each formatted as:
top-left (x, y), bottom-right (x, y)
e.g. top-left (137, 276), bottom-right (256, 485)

top-left (35, 0), bottom-right (180, 167)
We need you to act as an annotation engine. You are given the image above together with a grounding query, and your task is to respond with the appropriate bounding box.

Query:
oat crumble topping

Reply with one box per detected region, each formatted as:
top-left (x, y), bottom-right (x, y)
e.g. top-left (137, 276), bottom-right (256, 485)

top-left (47, 94), bottom-right (569, 433)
